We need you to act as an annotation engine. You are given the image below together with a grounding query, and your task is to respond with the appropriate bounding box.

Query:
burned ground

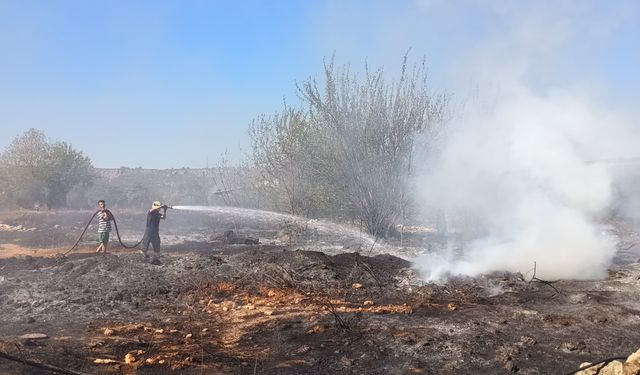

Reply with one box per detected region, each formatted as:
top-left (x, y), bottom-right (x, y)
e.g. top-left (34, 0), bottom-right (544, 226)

top-left (1, 210), bottom-right (640, 374)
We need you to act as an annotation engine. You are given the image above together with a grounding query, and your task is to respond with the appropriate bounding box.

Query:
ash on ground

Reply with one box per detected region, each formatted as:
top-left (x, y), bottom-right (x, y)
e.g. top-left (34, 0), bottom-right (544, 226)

top-left (1, 210), bottom-right (640, 374)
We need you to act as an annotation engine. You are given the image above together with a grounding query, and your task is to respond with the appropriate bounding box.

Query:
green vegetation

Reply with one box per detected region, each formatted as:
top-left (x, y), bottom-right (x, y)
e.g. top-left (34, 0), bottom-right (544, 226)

top-left (0, 129), bottom-right (94, 209)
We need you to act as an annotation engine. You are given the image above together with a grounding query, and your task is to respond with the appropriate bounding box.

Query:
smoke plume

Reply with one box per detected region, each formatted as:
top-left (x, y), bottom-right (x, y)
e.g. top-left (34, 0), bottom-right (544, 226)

top-left (414, 3), bottom-right (639, 282)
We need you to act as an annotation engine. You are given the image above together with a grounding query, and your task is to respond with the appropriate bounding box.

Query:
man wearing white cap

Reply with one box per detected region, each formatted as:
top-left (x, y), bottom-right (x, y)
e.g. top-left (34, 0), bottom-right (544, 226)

top-left (142, 200), bottom-right (168, 265)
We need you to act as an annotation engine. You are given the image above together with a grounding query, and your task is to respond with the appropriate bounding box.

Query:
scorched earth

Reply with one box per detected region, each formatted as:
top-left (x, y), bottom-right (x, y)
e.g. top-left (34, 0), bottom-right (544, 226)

top-left (1, 208), bottom-right (640, 374)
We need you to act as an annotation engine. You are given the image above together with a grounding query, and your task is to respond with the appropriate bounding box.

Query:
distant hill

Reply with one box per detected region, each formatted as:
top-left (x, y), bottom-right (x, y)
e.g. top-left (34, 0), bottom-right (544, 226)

top-left (84, 166), bottom-right (260, 210)
top-left (96, 167), bottom-right (211, 181)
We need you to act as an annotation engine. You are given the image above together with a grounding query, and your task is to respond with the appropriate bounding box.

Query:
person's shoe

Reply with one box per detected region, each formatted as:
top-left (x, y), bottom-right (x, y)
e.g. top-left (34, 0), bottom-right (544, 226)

top-left (149, 258), bottom-right (162, 266)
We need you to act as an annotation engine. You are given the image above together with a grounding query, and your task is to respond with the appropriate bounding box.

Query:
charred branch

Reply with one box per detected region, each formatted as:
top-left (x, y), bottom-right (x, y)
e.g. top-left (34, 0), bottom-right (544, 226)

top-left (0, 350), bottom-right (90, 375)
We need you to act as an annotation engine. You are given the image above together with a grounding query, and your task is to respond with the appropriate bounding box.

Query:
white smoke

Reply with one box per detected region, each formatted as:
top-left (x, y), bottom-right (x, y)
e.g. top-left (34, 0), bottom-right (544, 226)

top-left (413, 4), bottom-right (639, 282)
top-left (415, 86), bottom-right (640, 281)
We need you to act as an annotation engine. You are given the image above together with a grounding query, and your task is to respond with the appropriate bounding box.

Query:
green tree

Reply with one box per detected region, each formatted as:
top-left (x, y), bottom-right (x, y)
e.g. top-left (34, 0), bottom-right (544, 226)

top-left (1, 128), bottom-right (51, 207)
top-left (45, 141), bottom-right (94, 208)
top-left (0, 128), bottom-right (95, 208)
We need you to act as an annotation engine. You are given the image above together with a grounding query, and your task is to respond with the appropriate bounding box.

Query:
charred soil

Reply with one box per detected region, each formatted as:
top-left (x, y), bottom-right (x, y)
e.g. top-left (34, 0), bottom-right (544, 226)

top-left (1, 210), bottom-right (640, 374)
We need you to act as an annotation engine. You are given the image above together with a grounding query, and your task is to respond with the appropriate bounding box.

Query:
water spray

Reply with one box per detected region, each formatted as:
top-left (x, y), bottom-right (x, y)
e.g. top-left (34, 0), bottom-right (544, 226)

top-left (168, 205), bottom-right (393, 254)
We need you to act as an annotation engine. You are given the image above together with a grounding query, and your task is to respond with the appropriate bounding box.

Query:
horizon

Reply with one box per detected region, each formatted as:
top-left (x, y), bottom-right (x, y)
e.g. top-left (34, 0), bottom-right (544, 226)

top-left (1, 0), bottom-right (639, 169)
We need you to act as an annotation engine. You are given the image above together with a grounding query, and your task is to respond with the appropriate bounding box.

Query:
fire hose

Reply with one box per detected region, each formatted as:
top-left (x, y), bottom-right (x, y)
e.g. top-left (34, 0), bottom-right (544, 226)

top-left (62, 206), bottom-right (171, 256)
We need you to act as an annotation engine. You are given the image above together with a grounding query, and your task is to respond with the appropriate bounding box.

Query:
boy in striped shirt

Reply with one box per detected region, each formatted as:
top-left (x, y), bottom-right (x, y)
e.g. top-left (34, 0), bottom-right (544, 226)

top-left (96, 200), bottom-right (113, 253)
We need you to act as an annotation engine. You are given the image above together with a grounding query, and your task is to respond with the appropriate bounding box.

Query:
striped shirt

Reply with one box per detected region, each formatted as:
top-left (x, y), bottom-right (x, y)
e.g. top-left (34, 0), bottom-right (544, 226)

top-left (97, 211), bottom-right (112, 232)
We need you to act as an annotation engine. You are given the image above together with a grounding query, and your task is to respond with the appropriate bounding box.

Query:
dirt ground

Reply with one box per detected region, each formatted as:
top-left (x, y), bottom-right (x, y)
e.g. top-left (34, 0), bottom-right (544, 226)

top-left (1, 209), bottom-right (640, 374)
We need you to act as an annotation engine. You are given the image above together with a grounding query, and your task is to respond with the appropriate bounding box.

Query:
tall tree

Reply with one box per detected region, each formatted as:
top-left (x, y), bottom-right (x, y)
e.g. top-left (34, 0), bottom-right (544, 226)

top-left (249, 55), bottom-right (449, 236)
top-left (249, 107), bottom-right (324, 216)
top-left (0, 129), bottom-right (94, 208)
top-left (45, 141), bottom-right (94, 208)
top-left (0, 129), bottom-right (51, 207)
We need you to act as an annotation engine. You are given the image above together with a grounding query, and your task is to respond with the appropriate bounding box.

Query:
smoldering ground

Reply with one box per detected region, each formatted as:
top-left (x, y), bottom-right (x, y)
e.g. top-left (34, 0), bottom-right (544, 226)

top-left (412, 3), bottom-right (640, 282)
top-left (2, 209), bottom-right (640, 374)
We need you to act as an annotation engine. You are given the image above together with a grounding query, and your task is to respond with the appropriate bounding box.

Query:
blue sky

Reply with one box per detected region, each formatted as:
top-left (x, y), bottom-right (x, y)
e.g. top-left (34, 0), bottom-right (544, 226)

top-left (1, 0), bottom-right (638, 168)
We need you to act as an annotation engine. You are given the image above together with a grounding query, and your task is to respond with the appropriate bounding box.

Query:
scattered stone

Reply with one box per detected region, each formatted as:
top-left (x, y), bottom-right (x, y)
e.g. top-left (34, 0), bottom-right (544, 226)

top-left (103, 328), bottom-right (114, 336)
top-left (294, 345), bottom-right (311, 355)
top-left (591, 316), bottom-right (608, 324)
top-left (340, 356), bottom-right (354, 366)
top-left (574, 348), bottom-right (640, 375)
top-left (560, 341), bottom-right (586, 353)
top-left (628, 349), bottom-right (640, 364)
top-left (19, 333), bottom-right (48, 340)
top-left (363, 300), bottom-right (374, 306)
top-left (504, 359), bottom-right (518, 372)
top-left (94, 358), bottom-right (117, 364)
top-left (307, 324), bottom-right (326, 334)
top-left (519, 335), bottom-right (537, 346)
top-left (89, 340), bottom-right (104, 348)
top-left (577, 360), bottom-right (624, 375)
top-left (352, 283), bottom-right (364, 289)
top-left (124, 353), bottom-right (136, 364)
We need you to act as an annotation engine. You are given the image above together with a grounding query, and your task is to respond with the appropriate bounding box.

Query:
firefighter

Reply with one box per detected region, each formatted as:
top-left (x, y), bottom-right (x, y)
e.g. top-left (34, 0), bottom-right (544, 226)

top-left (142, 201), bottom-right (168, 264)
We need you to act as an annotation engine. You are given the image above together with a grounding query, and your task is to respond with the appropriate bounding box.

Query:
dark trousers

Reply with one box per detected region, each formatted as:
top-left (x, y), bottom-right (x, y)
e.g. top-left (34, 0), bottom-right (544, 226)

top-left (143, 232), bottom-right (161, 256)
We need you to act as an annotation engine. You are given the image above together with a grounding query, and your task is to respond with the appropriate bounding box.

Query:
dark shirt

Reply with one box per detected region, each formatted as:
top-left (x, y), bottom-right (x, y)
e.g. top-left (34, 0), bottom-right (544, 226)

top-left (145, 210), bottom-right (163, 235)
